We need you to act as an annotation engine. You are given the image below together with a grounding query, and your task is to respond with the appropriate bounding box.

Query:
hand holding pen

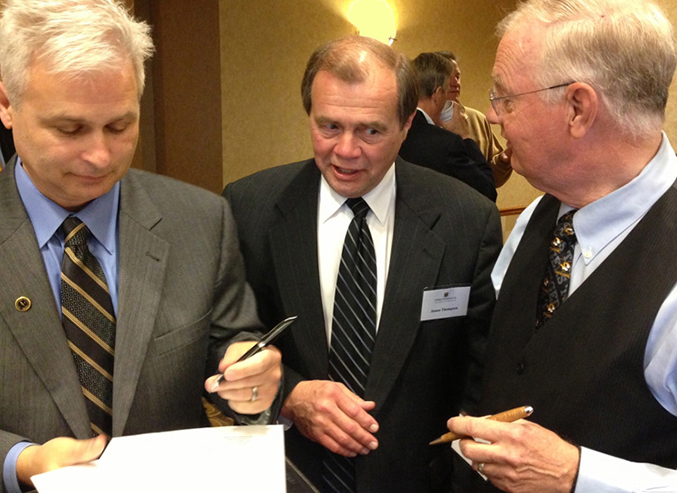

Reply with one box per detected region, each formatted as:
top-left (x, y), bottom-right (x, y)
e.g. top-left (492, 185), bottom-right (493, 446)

top-left (430, 405), bottom-right (533, 444)
top-left (208, 315), bottom-right (297, 398)
top-left (443, 405), bottom-right (580, 492)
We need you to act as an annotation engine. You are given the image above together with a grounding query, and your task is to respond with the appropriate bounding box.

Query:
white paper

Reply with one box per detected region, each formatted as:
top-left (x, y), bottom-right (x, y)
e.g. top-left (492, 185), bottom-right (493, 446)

top-left (420, 286), bottom-right (471, 321)
top-left (32, 425), bottom-right (286, 492)
top-left (451, 437), bottom-right (489, 481)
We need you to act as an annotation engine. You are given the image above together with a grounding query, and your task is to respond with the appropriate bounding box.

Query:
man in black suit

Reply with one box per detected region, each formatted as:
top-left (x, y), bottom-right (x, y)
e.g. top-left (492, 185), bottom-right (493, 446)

top-left (399, 52), bottom-right (496, 201)
top-left (224, 36), bottom-right (502, 492)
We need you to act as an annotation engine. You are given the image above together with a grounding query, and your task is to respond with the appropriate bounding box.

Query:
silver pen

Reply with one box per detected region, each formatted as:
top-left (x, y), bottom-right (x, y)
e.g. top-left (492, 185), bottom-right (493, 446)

top-left (210, 315), bottom-right (297, 392)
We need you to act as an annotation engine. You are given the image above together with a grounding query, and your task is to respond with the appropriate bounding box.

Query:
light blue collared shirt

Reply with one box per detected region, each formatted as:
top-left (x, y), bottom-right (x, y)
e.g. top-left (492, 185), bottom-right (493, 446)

top-left (493, 133), bottom-right (677, 492)
top-left (14, 159), bottom-right (120, 314)
top-left (3, 160), bottom-right (120, 493)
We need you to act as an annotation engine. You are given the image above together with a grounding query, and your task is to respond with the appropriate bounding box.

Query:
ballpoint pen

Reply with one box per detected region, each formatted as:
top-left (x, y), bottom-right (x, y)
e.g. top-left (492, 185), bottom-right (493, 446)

top-left (209, 315), bottom-right (297, 392)
top-left (429, 405), bottom-right (534, 445)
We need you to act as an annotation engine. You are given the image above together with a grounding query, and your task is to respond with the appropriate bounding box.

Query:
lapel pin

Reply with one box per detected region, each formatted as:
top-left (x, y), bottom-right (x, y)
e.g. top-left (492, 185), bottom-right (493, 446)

top-left (15, 296), bottom-right (32, 312)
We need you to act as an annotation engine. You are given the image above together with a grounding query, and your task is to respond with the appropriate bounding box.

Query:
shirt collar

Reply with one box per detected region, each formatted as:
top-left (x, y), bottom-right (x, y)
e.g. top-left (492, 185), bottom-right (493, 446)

top-left (318, 162), bottom-right (396, 225)
top-left (416, 108), bottom-right (435, 125)
top-left (561, 132), bottom-right (677, 264)
top-left (15, 158), bottom-right (120, 253)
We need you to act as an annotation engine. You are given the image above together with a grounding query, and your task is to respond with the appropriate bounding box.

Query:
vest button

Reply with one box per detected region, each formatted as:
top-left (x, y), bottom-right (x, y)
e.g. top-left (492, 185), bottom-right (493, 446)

top-left (516, 361), bottom-right (525, 374)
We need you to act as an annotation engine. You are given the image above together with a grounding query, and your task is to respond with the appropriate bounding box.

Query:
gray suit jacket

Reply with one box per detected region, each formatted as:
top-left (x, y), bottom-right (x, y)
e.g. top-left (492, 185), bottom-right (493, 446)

top-left (224, 158), bottom-right (502, 492)
top-left (0, 161), bottom-right (263, 492)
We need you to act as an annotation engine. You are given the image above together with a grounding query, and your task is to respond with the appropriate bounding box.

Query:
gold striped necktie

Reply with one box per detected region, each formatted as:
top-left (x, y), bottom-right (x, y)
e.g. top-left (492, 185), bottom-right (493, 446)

top-left (61, 216), bottom-right (115, 437)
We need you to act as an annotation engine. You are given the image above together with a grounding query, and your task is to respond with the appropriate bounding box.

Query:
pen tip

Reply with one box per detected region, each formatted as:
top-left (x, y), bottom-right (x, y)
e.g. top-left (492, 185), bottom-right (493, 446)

top-left (429, 438), bottom-right (443, 445)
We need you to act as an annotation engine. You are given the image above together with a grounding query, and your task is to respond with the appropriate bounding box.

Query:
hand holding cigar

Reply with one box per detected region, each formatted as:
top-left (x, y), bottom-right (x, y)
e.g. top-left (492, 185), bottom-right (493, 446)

top-left (430, 405), bottom-right (533, 445)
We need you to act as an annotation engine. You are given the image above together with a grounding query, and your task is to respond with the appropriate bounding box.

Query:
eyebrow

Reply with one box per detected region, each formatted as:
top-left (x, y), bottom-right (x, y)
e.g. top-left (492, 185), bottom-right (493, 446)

top-left (42, 111), bottom-right (139, 125)
top-left (314, 116), bottom-right (389, 133)
top-left (491, 75), bottom-right (509, 93)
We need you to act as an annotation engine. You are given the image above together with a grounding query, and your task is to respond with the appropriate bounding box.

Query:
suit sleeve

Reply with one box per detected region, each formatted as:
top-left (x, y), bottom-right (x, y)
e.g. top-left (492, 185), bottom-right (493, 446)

top-left (458, 138), bottom-right (497, 202)
top-left (460, 202), bottom-right (503, 414)
top-left (206, 196), bottom-right (282, 422)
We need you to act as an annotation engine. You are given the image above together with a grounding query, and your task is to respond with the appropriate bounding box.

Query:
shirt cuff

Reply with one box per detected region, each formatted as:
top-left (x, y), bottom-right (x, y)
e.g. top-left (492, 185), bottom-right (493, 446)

top-left (576, 447), bottom-right (677, 493)
top-left (3, 441), bottom-right (34, 493)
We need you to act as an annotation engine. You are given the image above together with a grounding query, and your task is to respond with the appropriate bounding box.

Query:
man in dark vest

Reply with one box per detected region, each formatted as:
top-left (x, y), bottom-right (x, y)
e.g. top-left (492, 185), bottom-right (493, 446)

top-left (445, 0), bottom-right (677, 492)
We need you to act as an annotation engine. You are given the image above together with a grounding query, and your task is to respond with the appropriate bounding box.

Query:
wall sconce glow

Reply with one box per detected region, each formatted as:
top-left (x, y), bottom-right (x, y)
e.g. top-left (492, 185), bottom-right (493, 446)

top-left (347, 0), bottom-right (397, 45)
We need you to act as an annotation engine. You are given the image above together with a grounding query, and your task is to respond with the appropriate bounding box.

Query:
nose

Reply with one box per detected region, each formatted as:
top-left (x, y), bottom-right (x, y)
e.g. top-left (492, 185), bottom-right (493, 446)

top-left (334, 131), bottom-right (361, 159)
top-left (82, 131), bottom-right (112, 168)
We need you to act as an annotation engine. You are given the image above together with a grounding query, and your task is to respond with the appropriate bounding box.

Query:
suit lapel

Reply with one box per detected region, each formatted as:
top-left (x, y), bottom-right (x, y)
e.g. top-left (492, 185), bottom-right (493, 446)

top-left (0, 161), bottom-right (91, 438)
top-left (366, 159), bottom-right (446, 413)
top-left (269, 162), bottom-right (329, 376)
top-left (113, 171), bottom-right (169, 435)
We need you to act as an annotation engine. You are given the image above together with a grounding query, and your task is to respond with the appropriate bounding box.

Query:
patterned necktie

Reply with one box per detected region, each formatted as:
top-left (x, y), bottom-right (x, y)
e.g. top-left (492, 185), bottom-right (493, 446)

top-left (323, 197), bottom-right (377, 493)
top-left (61, 217), bottom-right (116, 437)
top-left (536, 209), bottom-right (578, 330)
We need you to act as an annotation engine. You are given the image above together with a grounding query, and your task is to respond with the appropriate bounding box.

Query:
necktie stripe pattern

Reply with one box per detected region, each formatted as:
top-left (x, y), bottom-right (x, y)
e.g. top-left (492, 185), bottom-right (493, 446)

top-left (61, 217), bottom-right (115, 437)
top-left (328, 198), bottom-right (377, 397)
top-left (324, 197), bottom-right (377, 493)
top-left (536, 209), bottom-right (578, 330)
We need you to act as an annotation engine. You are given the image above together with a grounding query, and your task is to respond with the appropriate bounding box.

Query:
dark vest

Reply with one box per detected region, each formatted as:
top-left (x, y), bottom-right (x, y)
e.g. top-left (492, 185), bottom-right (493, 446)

top-left (481, 187), bottom-right (677, 468)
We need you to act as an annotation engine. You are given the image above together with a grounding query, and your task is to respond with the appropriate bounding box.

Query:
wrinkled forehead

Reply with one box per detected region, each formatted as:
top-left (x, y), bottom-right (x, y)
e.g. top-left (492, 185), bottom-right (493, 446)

top-left (492, 27), bottom-right (543, 91)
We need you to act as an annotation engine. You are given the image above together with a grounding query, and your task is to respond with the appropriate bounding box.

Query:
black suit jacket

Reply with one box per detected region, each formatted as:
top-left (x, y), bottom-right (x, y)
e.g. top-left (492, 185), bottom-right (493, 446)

top-left (224, 158), bottom-right (502, 492)
top-left (399, 110), bottom-right (497, 201)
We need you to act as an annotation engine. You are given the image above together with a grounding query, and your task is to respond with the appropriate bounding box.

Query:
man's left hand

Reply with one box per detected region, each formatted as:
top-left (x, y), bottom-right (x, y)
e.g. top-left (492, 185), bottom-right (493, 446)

top-left (205, 342), bottom-right (282, 414)
top-left (446, 415), bottom-right (580, 493)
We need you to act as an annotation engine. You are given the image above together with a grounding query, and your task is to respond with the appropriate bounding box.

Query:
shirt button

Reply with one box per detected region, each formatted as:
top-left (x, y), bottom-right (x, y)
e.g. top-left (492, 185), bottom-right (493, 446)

top-left (583, 248), bottom-right (592, 259)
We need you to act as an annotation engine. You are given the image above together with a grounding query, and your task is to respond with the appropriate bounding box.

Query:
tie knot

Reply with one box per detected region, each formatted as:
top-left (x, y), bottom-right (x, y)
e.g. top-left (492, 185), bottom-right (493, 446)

top-left (554, 209), bottom-right (577, 240)
top-left (346, 197), bottom-right (370, 219)
top-left (62, 217), bottom-right (90, 247)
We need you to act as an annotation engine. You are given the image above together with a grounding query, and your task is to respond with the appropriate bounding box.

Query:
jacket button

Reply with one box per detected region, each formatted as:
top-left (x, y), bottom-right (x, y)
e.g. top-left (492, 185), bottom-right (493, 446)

top-left (15, 296), bottom-right (31, 312)
top-left (516, 361), bottom-right (525, 374)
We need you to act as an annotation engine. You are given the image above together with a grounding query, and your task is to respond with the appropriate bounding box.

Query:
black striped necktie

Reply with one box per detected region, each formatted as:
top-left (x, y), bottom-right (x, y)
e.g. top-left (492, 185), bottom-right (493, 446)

top-left (323, 197), bottom-right (377, 493)
top-left (61, 217), bottom-right (115, 437)
top-left (536, 209), bottom-right (578, 330)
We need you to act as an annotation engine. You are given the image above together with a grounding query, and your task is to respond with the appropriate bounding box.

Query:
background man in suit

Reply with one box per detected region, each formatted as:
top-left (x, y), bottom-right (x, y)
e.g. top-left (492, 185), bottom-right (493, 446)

top-left (446, 0), bottom-right (677, 491)
top-left (0, 1), bottom-right (281, 491)
top-left (436, 51), bottom-right (512, 187)
top-left (224, 36), bottom-right (502, 492)
top-left (398, 52), bottom-right (497, 201)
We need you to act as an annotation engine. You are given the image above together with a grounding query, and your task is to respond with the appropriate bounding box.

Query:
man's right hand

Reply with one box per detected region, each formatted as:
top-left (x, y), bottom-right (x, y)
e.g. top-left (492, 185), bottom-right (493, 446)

top-left (441, 100), bottom-right (471, 139)
top-left (16, 435), bottom-right (107, 487)
top-left (281, 380), bottom-right (379, 457)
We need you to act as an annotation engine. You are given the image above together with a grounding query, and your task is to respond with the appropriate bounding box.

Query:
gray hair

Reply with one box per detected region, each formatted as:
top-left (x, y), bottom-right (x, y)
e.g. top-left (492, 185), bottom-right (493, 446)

top-left (499, 0), bottom-right (676, 138)
top-left (0, 0), bottom-right (154, 105)
top-left (412, 52), bottom-right (452, 99)
top-left (301, 36), bottom-right (419, 128)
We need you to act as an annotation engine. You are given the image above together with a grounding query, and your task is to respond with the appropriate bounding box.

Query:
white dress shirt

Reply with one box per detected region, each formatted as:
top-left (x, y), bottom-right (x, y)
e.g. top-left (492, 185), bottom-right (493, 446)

top-left (317, 164), bottom-right (396, 343)
top-left (492, 133), bottom-right (677, 492)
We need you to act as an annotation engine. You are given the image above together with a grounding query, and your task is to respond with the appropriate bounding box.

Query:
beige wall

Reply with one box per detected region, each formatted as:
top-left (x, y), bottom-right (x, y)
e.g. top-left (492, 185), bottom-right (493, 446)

top-left (661, 0), bottom-right (677, 143)
top-left (220, 0), bottom-right (677, 221)
top-left (219, 0), bottom-right (518, 187)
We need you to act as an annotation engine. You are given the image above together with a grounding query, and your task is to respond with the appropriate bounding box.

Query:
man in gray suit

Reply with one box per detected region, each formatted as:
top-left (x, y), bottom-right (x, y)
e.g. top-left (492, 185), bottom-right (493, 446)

top-left (224, 36), bottom-right (502, 492)
top-left (0, 1), bottom-right (281, 491)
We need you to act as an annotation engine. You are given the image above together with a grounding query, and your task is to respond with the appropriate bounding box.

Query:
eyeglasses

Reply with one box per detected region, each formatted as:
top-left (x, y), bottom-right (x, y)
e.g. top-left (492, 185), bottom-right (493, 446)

top-left (489, 82), bottom-right (574, 116)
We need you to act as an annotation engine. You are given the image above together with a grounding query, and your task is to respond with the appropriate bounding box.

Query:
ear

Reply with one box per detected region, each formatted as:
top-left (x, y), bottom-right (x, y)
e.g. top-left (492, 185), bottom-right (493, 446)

top-left (432, 85), bottom-right (445, 105)
top-left (0, 81), bottom-right (14, 130)
top-left (565, 82), bottom-right (597, 139)
top-left (401, 110), bottom-right (416, 139)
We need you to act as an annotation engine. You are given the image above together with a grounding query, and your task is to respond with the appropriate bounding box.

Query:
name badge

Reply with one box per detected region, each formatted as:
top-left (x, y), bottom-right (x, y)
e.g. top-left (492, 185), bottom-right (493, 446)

top-left (420, 286), bottom-right (471, 321)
